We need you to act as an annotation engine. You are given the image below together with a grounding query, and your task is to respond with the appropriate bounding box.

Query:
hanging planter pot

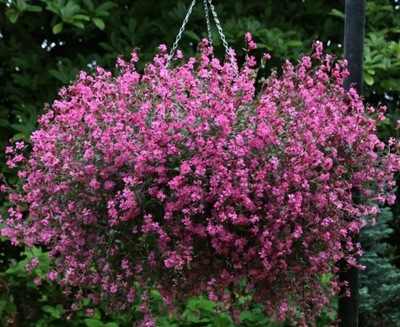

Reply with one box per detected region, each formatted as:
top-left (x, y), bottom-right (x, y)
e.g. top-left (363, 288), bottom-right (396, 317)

top-left (2, 2), bottom-right (400, 327)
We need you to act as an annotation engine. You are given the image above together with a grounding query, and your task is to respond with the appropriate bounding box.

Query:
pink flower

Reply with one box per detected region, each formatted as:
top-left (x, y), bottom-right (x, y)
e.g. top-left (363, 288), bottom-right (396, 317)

top-left (323, 158), bottom-right (333, 171)
top-left (104, 180), bottom-right (115, 191)
top-left (262, 53), bottom-right (272, 61)
top-left (159, 44), bottom-right (167, 52)
top-left (245, 32), bottom-right (252, 42)
top-left (110, 284), bottom-right (118, 294)
top-left (34, 278), bottom-right (42, 286)
top-left (83, 149), bottom-right (94, 160)
top-left (31, 258), bottom-right (39, 267)
top-left (47, 270), bottom-right (58, 281)
top-left (180, 162), bottom-right (191, 174)
top-left (256, 122), bottom-right (271, 138)
top-left (86, 308), bottom-right (94, 317)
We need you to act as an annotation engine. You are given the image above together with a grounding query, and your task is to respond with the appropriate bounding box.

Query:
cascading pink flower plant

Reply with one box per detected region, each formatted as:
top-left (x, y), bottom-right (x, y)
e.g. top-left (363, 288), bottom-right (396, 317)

top-left (2, 34), bottom-right (400, 326)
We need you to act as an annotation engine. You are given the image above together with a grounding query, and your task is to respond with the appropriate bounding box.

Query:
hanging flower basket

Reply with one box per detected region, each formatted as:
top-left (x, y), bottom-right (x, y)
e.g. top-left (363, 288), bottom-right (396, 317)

top-left (2, 34), bottom-right (400, 326)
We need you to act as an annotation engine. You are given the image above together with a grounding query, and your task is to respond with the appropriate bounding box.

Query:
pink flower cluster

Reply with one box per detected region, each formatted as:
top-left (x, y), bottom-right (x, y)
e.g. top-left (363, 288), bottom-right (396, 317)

top-left (2, 36), bottom-right (400, 326)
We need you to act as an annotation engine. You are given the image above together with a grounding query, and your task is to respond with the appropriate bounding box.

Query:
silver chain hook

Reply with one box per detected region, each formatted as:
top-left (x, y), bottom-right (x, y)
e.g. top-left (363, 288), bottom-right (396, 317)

top-left (207, 0), bottom-right (238, 75)
top-left (166, 0), bottom-right (234, 72)
top-left (203, 0), bottom-right (213, 46)
top-left (207, 0), bottom-right (230, 57)
top-left (166, 0), bottom-right (197, 68)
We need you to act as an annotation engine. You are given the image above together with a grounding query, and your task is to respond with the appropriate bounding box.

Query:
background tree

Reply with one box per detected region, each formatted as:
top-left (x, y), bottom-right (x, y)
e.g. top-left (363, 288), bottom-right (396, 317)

top-left (1, 0), bottom-right (400, 326)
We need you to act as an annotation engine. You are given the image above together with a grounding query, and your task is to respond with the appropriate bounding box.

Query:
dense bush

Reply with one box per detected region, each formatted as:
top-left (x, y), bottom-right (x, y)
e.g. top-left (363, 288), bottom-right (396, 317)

top-left (359, 207), bottom-right (400, 326)
top-left (2, 35), bottom-right (400, 326)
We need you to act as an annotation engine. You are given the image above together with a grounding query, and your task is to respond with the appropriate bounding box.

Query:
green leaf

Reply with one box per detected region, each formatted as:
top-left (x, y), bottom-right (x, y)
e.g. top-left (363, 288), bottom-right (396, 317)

top-left (104, 323), bottom-right (119, 327)
top-left (5, 301), bottom-right (17, 314)
top-left (84, 319), bottom-right (105, 327)
top-left (26, 5), bottom-right (42, 12)
top-left (286, 40), bottom-right (303, 47)
top-left (42, 305), bottom-right (62, 318)
top-left (321, 273), bottom-right (333, 285)
top-left (240, 311), bottom-right (253, 322)
top-left (92, 309), bottom-right (102, 320)
top-left (187, 297), bottom-right (216, 312)
top-left (82, 0), bottom-right (95, 11)
top-left (12, 133), bottom-right (27, 141)
top-left (329, 8), bottom-right (345, 19)
top-left (15, 0), bottom-right (27, 11)
top-left (96, 1), bottom-right (117, 13)
top-left (98, 42), bottom-right (113, 52)
top-left (70, 21), bottom-right (85, 29)
top-left (217, 317), bottom-right (232, 327)
top-left (73, 14), bottom-right (90, 21)
top-left (82, 298), bottom-right (90, 306)
top-left (7, 10), bottom-right (19, 23)
top-left (183, 30), bottom-right (200, 42)
top-left (48, 69), bottom-right (65, 82)
top-left (0, 300), bottom-right (6, 317)
top-left (52, 23), bottom-right (63, 34)
top-left (59, 2), bottom-right (81, 18)
top-left (0, 119), bottom-right (9, 127)
top-left (150, 290), bottom-right (162, 299)
top-left (92, 17), bottom-right (105, 30)
top-left (364, 73), bottom-right (374, 86)
top-left (44, 1), bottom-right (61, 15)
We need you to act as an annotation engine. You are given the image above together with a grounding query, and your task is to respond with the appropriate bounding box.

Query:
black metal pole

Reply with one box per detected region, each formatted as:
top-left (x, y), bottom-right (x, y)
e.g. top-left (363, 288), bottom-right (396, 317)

top-left (343, 0), bottom-right (365, 94)
top-left (338, 1), bottom-right (365, 326)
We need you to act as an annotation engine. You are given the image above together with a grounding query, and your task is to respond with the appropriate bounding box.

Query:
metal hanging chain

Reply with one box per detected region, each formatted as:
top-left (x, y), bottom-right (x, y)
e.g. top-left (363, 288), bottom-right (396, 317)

top-left (166, 0), bottom-right (197, 67)
top-left (207, 0), bottom-right (230, 57)
top-left (203, 0), bottom-right (213, 46)
top-left (166, 0), bottom-right (232, 67)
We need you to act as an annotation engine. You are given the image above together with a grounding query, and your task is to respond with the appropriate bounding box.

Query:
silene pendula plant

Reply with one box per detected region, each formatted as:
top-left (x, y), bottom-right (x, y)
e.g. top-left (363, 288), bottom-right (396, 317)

top-left (2, 33), bottom-right (400, 326)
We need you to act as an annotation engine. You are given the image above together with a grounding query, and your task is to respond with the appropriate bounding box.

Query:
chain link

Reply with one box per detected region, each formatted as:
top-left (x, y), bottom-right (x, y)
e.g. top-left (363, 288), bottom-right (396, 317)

top-left (166, 0), bottom-right (197, 67)
top-left (207, 0), bottom-right (230, 56)
top-left (203, 0), bottom-right (213, 46)
top-left (166, 0), bottom-right (232, 68)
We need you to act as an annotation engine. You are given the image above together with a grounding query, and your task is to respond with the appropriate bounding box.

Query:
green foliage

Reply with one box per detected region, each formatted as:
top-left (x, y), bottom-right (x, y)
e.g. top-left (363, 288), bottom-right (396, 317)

top-left (0, 242), bottom-right (337, 326)
top-left (364, 2), bottom-right (400, 95)
top-left (2, 0), bottom-right (115, 32)
top-left (359, 208), bottom-right (400, 326)
top-left (0, 243), bottom-right (64, 326)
